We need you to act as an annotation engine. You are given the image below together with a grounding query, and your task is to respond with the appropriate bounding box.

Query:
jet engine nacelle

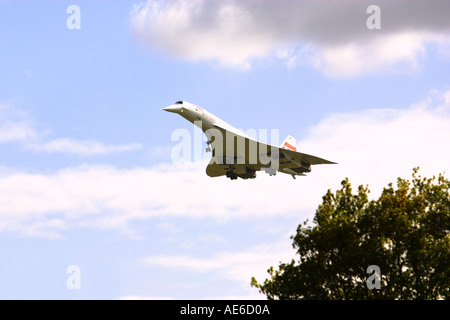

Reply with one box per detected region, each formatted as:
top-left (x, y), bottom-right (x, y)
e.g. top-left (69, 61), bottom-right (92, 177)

top-left (300, 161), bottom-right (311, 173)
top-left (240, 167), bottom-right (257, 179)
top-left (290, 159), bottom-right (311, 173)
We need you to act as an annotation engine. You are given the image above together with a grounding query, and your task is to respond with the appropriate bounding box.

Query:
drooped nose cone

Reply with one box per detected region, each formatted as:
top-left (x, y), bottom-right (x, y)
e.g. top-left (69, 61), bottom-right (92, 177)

top-left (163, 104), bottom-right (182, 113)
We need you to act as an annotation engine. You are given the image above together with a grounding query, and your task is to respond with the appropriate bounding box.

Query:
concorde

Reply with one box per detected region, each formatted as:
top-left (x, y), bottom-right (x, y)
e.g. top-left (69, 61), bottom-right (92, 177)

top-left (163, 101), bottom-right (336, 180)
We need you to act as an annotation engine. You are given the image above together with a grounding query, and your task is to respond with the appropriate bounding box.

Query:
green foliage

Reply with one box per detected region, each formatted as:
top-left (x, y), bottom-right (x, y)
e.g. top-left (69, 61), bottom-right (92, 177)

top-left (251, 168), bottom-right (450, 299)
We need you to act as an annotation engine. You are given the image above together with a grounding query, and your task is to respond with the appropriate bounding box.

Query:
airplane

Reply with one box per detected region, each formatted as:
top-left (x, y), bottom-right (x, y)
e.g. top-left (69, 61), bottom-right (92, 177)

top-left (163, 101), bottom-right (336, 180)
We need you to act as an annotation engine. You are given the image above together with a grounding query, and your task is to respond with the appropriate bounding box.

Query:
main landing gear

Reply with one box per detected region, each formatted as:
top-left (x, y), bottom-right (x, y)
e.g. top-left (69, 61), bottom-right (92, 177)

top-left (226, 170), bottom-right (238, 180)
top-left (226, 165), bottom-right (238, 180)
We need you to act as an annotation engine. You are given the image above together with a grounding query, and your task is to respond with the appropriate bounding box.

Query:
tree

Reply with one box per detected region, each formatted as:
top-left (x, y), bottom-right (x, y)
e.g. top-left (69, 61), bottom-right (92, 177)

top-left (251, 168), bottom-right (449, 299)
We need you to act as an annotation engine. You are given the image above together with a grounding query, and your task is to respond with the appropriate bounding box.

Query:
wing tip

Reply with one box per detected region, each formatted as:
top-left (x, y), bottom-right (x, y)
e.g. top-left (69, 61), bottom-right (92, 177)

top-left (321, 160), bottom-right (338, 165)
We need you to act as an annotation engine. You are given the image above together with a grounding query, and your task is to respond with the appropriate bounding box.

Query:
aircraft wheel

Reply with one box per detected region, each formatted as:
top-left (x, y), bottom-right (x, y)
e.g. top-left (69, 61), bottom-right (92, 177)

top-left (226, 171), bottom-right (238, 180)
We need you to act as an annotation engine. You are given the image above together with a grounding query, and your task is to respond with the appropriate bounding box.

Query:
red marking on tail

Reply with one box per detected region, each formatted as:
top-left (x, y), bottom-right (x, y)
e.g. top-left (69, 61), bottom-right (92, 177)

top-left (283, 142), bottom-right (296, 151)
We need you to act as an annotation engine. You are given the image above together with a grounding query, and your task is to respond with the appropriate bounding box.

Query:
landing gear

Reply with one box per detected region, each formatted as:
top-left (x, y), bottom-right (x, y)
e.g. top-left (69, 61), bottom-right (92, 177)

top-left (205, 140), bottom-right (211, 153)
top-left (264, 167), bottom-right (277, 176)
top-left (226, 170), bottom-right (238, 180)
top-left (226, 165), bottom-right (238, 180)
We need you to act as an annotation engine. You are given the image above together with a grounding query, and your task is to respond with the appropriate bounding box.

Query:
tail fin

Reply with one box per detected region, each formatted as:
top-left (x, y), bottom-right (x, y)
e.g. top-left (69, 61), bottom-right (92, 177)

top-left (280, 135), bottom-right (297, 152)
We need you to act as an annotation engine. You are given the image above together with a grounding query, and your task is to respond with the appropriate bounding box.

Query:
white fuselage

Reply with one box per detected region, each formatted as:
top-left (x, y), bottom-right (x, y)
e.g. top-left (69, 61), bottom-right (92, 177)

top-left (163, 100), bottom-right (336, 180)
top-left (163, 101), bottom-right (251, 139)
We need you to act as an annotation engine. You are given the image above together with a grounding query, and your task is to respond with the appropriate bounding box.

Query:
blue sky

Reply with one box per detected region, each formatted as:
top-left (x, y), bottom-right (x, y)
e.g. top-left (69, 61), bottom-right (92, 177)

top-left (1, 0), bottom-right (450, 299)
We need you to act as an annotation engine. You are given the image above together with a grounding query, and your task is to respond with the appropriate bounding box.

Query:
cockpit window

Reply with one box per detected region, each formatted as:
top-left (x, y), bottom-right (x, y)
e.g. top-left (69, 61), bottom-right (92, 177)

top-left (175, 101), bottom-right (183, 104)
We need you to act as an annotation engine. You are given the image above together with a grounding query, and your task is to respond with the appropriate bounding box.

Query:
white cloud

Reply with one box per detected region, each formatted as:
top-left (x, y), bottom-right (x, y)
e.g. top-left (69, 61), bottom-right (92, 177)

top-left (28, 138), bottom-right (142, 156)
top-left (131, 0), bottom-right (450, 76)
top-left (0, 162), bottom-right (320, 238)
top-left (0, 121), bottom-right (37, 143)
top-left (298, 88), bottom-right (450, 194)
top-left (131, 0), bottom-right (272, 69)
top-left (308, 31), bottom-right (430, 77)
top-left (0, 102), bottom-right (38, 143)
top-left (142, 242), bottom-right (295, 295)
top-left (0, 101), bottom-right (142, 156)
